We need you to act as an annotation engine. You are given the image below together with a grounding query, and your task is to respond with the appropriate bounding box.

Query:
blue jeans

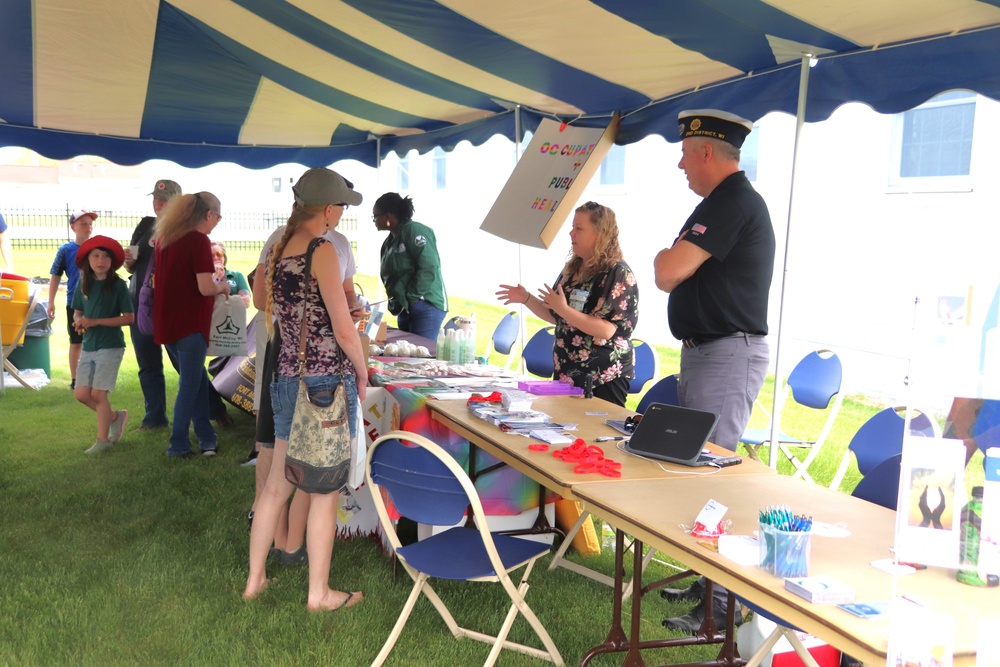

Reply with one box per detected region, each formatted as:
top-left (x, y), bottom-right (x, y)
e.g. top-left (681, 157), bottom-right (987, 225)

top-left (129, 324), bottom-right (176, 427)
top-left (397, 299), bottom-right (446, 341)
top-left (165, 332), bottom-right (216, 456)
top-left (271, 375), bottom-right (359, 442)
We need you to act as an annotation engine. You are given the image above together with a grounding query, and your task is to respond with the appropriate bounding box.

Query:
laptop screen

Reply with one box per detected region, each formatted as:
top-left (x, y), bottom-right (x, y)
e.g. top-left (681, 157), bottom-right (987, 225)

top-left (624, 403), bottom-right (720, 465)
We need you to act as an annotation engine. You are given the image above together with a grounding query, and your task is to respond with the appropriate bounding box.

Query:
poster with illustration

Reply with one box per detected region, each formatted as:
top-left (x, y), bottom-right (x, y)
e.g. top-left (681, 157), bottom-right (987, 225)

top-left (894, 437), bottom-right (966, 568)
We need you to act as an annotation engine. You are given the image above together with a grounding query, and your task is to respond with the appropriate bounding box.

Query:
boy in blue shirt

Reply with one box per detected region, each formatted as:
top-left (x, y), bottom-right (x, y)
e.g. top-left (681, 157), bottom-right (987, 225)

top-left (48, 210), bottom-right (96, 389)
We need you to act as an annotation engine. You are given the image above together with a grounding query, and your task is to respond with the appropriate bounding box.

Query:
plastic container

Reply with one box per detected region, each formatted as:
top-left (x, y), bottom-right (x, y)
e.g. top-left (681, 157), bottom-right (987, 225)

top-left (436, 329), bottom-right (446, 361)
top-left (759, 522), bottom-right (811, 578)
top-left (518, 380), bottom-right (584, 396)
top-left (0, 274), bottom-right (31, 346)
top-left (957, 486), bottom-right (1000, 586)
top-left (7, 334), bottom-right (51, 377)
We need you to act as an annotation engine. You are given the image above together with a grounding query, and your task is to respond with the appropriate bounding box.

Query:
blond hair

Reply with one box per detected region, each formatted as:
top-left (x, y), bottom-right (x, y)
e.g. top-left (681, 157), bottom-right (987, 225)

top-left (560, 202), bottom-right (624, 283)
top-left (264, 202), bottom-right (327, 339)
top-left (153, 192), bottom-right (220, 248)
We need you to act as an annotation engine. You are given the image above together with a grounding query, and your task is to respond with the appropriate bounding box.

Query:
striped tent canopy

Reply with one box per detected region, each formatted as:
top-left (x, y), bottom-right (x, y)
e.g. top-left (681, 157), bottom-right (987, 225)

top-left (1, 0), bottom-right (998, 168)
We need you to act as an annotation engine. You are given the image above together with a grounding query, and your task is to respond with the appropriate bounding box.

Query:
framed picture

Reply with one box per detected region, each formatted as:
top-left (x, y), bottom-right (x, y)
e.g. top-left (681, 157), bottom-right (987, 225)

top-left (894, 437), bottom-right (966, 568)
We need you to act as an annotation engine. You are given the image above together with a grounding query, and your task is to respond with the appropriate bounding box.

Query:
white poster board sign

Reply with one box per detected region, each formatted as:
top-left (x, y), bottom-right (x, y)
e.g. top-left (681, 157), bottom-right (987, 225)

top-left (480, 115), bottom-right (618, 249)
top-left (894, 436), bottom-right (966, 568)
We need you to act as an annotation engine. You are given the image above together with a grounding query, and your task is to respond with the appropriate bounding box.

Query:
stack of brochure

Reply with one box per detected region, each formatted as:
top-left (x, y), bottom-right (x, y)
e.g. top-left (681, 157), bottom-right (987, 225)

top-left (783, 575), bottom-right (855, 604)
top-left (468, 403), bottom-right (551, 428)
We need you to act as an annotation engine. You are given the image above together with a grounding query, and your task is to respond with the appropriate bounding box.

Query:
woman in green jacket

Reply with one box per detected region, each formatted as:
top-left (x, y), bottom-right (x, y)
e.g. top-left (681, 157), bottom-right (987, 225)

top-left (372, 193), bottom-right (448, 340)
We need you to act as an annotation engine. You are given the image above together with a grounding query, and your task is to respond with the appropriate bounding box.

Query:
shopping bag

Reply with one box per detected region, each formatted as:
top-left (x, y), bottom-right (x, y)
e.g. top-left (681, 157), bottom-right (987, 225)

top-left (136, 257), bottom-right (155, 335)
top-left (206, 294), bottom-right (247, 357)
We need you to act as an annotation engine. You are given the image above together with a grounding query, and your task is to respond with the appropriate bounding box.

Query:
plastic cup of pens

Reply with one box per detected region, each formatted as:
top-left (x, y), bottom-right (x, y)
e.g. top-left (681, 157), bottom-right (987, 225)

top-left (758, 508), bottom-right (812, 578)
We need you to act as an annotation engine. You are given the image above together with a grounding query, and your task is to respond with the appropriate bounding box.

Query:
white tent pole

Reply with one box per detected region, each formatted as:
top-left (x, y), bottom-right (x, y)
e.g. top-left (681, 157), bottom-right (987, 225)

top-left (768, 53), bottom-right (815, 469)
top-left (514, 105), bottom-right (529, 371)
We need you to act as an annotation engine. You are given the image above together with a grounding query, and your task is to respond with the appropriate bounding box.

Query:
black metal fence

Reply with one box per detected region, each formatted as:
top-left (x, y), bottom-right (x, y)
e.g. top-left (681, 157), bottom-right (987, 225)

top-left (7, 206), bottom-right (360, 252)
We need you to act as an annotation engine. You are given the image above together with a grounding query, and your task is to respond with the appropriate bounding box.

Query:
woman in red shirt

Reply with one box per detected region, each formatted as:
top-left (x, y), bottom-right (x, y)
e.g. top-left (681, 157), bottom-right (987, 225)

top-left (153, 192), bottom-right (229, 458)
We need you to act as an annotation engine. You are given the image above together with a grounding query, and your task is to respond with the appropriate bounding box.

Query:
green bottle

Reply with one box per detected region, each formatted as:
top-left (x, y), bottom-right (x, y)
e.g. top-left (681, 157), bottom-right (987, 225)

top-left (957, 486), bottom-right (999, 587)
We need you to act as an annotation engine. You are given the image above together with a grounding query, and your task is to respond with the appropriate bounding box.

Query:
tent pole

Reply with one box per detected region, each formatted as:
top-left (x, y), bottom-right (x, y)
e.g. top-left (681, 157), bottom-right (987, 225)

top-left (514, 105), bottom-right (528, 371)
top-left (767, 53), bottom-right (815, 469)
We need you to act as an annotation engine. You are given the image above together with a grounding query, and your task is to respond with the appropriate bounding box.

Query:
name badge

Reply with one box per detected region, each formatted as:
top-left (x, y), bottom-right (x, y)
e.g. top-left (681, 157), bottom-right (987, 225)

top-left (568, 288), bottom-right (589, 312)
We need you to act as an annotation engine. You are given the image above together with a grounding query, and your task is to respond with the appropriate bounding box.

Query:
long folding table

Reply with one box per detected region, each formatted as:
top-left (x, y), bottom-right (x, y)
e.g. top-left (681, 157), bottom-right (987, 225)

top-left (572, 475), bottom-right (995, 667)
top-left (427, 395), bottom-right (775, 666)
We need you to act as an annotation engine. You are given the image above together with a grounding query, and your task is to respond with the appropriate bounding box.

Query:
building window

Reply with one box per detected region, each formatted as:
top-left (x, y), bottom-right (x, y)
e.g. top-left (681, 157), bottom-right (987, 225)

top-left (890, 91), bottom-right (976, 189)
top-left (432, 147), bottom-right (447, 189)
top-left (600, 144), bottom-right (625, 185)
top-left (271, 177), bottom-right (281, 193)
top-left (741, 127), bottom-right (759, 181)
top-left (398, 155), bottom-right (410, 191)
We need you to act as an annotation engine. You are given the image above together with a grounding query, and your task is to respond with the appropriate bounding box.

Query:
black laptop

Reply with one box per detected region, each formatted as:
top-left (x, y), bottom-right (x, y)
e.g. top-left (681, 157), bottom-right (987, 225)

top-left (623, 403), bottom-right (742, 468)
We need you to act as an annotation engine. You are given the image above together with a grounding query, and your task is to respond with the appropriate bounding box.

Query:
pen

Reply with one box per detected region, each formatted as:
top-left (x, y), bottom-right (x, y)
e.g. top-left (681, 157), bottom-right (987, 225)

top-left (595, 436), bottom-right (624, 442)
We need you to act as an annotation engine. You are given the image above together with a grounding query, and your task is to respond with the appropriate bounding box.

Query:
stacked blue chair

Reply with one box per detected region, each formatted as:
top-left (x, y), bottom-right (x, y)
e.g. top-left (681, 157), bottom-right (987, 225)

top-left (637, 374), bottom-right (680, 414)
top-left (740, 350), bottom-right (843, 482)
top-left (522, 327), bottom-right (555, 378)
top-left (481, 311), bottom-right (520, 369)
top-left (828, 406), bottom-right (938, 490)
top-left (628, 339), bottom-right (658, 394)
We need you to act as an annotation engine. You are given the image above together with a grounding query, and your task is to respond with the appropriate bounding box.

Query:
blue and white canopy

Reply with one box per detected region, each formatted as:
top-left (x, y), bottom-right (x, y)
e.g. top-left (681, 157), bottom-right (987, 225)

top-left (1, 0), bottom-right (998, 168)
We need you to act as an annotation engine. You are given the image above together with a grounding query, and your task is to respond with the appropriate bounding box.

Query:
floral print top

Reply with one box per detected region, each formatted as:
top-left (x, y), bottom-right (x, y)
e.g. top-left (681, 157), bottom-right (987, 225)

top-left (552, 260), bottom-right (639, 388)
top-left (269, 239), bottom-right (353, 378)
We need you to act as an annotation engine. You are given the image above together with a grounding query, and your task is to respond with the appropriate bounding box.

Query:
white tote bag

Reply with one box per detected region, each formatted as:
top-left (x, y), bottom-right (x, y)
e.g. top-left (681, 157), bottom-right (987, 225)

top-left (206, 294), bottom-right (247, 357)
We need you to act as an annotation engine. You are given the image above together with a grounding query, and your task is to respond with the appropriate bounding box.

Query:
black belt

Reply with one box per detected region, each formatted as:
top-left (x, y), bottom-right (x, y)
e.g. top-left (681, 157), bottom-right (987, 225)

top-left (681, 332), bottom-right (762, 349)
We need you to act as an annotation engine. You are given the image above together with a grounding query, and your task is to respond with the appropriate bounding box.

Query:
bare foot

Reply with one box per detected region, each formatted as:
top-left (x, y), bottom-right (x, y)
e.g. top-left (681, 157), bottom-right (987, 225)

top-left (307, 590), bottom-right (363, 612)
top-left (243, 577), bottom-right (272, 600)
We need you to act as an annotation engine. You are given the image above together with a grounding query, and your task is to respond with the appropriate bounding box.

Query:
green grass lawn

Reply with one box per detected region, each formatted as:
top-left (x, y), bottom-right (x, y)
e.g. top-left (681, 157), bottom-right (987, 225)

top-left (1, 247), bottom-right (984, 665)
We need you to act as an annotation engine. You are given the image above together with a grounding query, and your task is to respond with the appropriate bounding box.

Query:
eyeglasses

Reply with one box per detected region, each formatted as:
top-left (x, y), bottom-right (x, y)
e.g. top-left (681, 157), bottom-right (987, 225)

top-left (372, 212), bottom-right (386, 222)
top-left (583, 201), bottom-right (604, 212)
top-left (211, 210), bottom-right (223, 220)
top-left (623, 414), bottom-right (643, 433)
top-left (335, 203), bottom-right (349, 210)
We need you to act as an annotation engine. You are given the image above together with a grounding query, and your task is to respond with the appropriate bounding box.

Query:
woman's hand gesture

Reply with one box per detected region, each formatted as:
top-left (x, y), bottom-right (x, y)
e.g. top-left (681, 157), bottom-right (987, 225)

top-left (538, 283), bottom-right (568, 316)
top-left (496, 283), bottom-right (529, 306)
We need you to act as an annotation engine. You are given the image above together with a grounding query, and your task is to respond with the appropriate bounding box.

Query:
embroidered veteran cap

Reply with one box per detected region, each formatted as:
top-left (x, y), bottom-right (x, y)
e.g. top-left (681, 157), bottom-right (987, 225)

top-left (292, 168), bottom-right (363, 207)
top-left (149, 179), bottom-right (182, 200)
top-left (678, 109), bottom-right (754, 148)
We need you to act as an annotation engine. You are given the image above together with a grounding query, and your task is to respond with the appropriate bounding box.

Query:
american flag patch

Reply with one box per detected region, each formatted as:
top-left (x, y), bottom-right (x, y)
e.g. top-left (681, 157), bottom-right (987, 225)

top-left (692, 223), bottom-right (707, 234)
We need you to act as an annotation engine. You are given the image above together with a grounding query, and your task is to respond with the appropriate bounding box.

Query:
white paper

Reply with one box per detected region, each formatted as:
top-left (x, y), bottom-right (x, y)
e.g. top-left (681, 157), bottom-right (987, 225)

top-left (530, 430), bottom-right (574, 445)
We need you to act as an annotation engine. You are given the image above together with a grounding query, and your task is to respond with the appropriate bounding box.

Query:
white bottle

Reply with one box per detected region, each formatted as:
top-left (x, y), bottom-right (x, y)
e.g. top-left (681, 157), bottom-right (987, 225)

top-left (465, 329), bottom-right (477, 364)
top-left (436, 329), bottom-right (446, 361)
top-left (448, 330), bottom-right (461, 365)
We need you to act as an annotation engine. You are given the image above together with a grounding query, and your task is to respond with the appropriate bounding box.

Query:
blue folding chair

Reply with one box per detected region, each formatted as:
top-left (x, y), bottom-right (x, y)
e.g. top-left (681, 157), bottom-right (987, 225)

top-left (829, 406), bottom-right (939, 489)
top-left (522, 326), bottom-right (555, 378)
top-left (740, 350), bottom-right (843, 482)
top-left (851, 453), bottom-right (903, 510)
top-left (636, 374), bottom-right (680, 415)
top-left (481, 311), bottom-right (520, 369)
top-left (366, 431), bottom-right (564, 667)
top-left (628, 339), bottom-right (658, 395)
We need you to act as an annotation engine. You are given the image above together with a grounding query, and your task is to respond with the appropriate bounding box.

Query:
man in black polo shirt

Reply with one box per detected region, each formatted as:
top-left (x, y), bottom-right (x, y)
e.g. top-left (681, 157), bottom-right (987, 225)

top-left (654, 109), bottom-right (775, 633)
